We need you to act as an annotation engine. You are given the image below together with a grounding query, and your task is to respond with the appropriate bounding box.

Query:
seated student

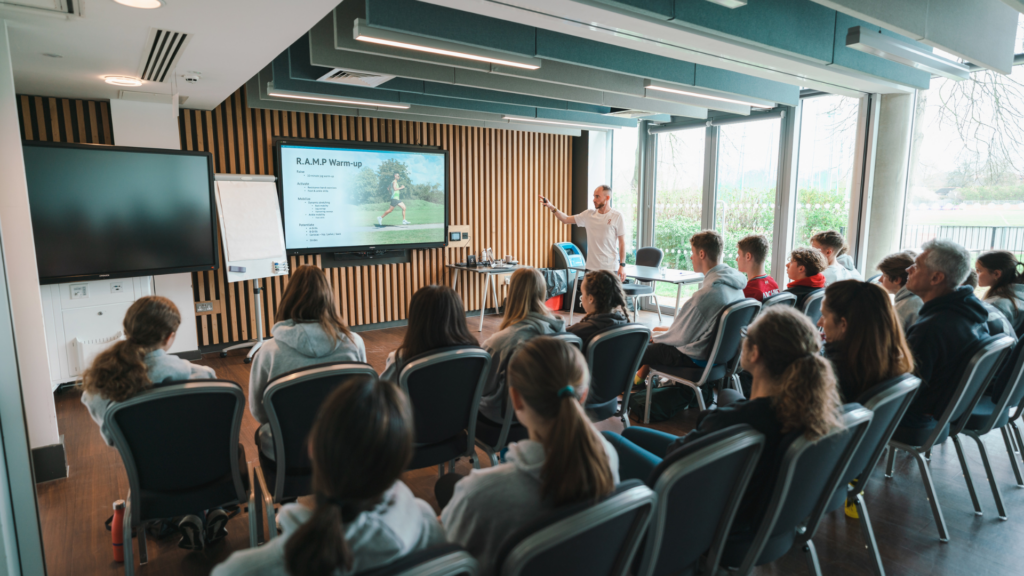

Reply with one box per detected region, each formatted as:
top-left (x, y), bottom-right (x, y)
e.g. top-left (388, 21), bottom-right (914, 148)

top-left (876, 250), bottom-right (923, 330)
top-left (604, 307), bottom-right (841, 533)
top-left (811, 230), bottom-right (864, 285)
top-left (81, 295), bottom-right (220, 549)
top-left (440, 337), bottom-right (619, 575)
top-left (818, 280), bottom-right (915, 402)
top-left (249, 265), bottom-right (366, 460)
top-left (962, 269), bottom-right (1016, 341)
top-left (380, 285), bottom-right (478, 382)
top-left (902, 239), bottom-right (991, 427)
top-left (736, 234), bottom-right (779, 302)
top-left (976, 250), bottom-right (1024, 332)
top-left (635, 230), bottom-right (746, 383)
top-left (784, 247), bottom-right (828, 310)
top-left (212, 376), bottom-right (445, 576)
top-left (479, 267), bottom-right (566, 423)
top-left (567, 270), bottom-right (629, 352)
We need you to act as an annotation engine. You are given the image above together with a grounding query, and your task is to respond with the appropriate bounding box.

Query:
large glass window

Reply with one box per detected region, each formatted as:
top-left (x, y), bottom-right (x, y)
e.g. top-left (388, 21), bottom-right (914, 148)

top-left (611, 126), bottom-right (641, 262)
top-left (653, 129), bottom-right (705, 299)
top-left (715, 118), bottom-right (781, 273)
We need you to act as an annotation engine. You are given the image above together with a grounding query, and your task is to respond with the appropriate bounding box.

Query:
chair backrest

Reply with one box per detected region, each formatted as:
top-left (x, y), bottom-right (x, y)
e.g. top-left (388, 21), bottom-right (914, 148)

top-left (760, 292), bottom-right (796, 311)
top-left (264, 363), bottom-right (378, 499)
top-left (106, 380), bottom-right (247, 524)
top-left (639, 425), bottom-right (765, 576)
top-left (356, 544), bottom-right (479, 576)
top-left (866, 273), bottom-right (882, 284)
top-left (585, 325), bottom-right (651, 410)
top-left (399, 346), bottom-right (491, 447)
top-left (635, 247), bottom-right (664, 268)
top-left (733, 405), bottom-right (873, 573)
top-left (800, 289), bottom-right (826, 324)
top-left (940, 335), bottom-right (1015, 442)
top-left (705, 299), bottom-right (761, 372)
top-left (496, 480), bottom-right (656, 576)
top-left (967, 337), bottom-right (1024, 435)
top-left (551, 332), bottom-right (583, 350)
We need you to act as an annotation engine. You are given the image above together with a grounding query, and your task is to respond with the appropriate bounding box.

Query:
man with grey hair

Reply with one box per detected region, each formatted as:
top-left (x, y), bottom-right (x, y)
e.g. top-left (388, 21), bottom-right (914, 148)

top-left (900, 239), bottom-right (990, 427)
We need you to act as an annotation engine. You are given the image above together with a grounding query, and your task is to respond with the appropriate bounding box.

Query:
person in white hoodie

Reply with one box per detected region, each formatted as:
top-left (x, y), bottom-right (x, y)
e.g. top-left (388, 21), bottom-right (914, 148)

top-left (976, 250), bottom-right (1024, 333)
top-left (213, 376), bottom-right (445, 576)
top-left (811, 230), bottom-right (863, 285)
top-left (249, 266), bottom-right (366, 461)
top-left (635, 230), bottom-right (747, 384)
top-left (440, 337), bottom-right (620, 576)
top-left (478, 267), bottom-right (565, 424)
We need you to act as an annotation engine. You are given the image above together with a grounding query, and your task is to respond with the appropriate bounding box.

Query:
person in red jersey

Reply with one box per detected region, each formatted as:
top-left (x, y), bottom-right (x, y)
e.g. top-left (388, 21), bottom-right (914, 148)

top-left (736, 234), bottom-right (779, 302)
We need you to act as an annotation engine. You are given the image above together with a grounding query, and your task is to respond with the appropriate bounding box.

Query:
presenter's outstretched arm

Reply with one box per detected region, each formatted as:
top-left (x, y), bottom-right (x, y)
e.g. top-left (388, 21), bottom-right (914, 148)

top-left (618, 235), bottom-right (626, 281)
top-left (539, 196), bottom-right (575, 224)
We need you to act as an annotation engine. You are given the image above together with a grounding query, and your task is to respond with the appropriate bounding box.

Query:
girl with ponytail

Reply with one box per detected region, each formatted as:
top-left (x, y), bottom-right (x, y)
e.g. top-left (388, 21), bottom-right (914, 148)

top-left (81, 295), bottom-right (215, 446)
top-left (441, 337), bottom-right (618, 575)
top-left (603, 306), bottom-right (842, 532)
top-left (213, 376), bottom-right (444, 576)
top-left (567, 270), bottom-right (630, 352)
top-left (975, 250), bottom-right (1024, 330)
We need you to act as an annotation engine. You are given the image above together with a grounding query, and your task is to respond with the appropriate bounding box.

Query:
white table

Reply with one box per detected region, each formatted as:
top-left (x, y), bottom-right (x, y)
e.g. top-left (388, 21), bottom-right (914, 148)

top-left (447, 263), bottom-right (524, 332)
top-left (567, 265), bottom-right (704, 324)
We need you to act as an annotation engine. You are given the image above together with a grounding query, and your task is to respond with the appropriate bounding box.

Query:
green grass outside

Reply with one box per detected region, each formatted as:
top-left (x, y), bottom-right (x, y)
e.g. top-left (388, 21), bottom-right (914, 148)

top-left (906, 209), bottom-right (1024, 227)
top-left (350, 199), bottom-right (445, 227)
top-left (357, 228), bottom-right (444, 245)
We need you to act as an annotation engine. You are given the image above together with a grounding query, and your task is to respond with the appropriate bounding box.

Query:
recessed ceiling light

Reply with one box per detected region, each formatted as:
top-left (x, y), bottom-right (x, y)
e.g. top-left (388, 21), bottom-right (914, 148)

top-left (104, 76), bottom-right (143, 86)
top-left (42, 53), bottom-right (63, 58)
top-left (112, 0), bottom-right (164, 8)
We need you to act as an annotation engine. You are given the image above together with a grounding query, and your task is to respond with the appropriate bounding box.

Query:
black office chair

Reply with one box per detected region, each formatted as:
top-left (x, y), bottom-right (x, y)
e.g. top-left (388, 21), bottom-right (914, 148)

top-left (635, 425), bottom-right (765, 576)
top-left (801, 289), bottom-right (826, 325)
top-left (720, 405), bottom-right (873, 576)
top-left (760, 292), bottom-right (797, 311)
top-left (647, 299), bottom-right (761, 420)
top-left (585, 325), bottom-right (651, 425)
top-left (622, 247), bottom-right (664, 323)
top-left (399, 346), bottom-right (491, 474)
top-left (494, 480), bottom-right (656, 576)
top-left (952, 336), bottom-right (1024, 520)
top-left (551, 332), bottom-right (583, 350)
top-left (105, 380), bottom-right (251, 575)
top-left (813, 374), bottom-right (920, 576)
top-left (886, 335), bottom-right (1014, 541)
top-left (252, 363), bottom-right (378, 543)
top-left (356, 544), bottom-right (479, 576)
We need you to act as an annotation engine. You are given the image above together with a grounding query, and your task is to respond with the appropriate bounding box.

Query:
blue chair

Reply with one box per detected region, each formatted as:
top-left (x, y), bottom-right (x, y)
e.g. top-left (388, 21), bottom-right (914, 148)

top-left (800, 289), bottom-right (826, 325)
top-left (585, 324), bottom-right (650, 425)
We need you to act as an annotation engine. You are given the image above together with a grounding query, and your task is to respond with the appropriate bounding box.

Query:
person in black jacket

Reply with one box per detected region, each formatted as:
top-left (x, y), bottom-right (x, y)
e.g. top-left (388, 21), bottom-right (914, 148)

top-left (602, 307), bottom-right (843, 532)
top-left (902, 239), bottom-right (990, 427)
top-left (567, 270), bottom-right (630, 352)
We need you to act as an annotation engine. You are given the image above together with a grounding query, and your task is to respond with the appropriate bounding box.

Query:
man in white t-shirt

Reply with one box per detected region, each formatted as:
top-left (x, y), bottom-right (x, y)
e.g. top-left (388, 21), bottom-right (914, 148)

top-left (540, 185), bottom-right (626, 281)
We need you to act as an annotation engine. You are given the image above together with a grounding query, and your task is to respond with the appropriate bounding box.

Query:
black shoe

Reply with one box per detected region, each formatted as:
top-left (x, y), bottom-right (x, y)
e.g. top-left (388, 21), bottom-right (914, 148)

top-left (177, 515), bottom-right (205, 550)
top-left (205, 509), bottom-right (229, 545)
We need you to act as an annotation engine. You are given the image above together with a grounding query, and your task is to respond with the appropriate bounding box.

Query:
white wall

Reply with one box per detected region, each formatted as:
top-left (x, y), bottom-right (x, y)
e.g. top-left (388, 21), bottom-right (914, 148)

top-left (0, 20), bottom-right (58, 450)
top-left (587, 130), bottom-right (612, 209)
top-left (109, 100), bottom-right (199, 355)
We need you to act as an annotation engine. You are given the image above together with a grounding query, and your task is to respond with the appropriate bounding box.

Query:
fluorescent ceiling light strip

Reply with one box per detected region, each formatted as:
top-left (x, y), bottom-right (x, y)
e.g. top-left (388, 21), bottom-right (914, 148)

top-left (503, 116), bottom-right (614, 130)
top-left (268, 91), bottom-right (410, 109)
top-left (645, 84), bottom-right (773, 109)
top-left (356, 35), bottom-right (540, 70)
top-left (846, 27), bottom-right (969, 82)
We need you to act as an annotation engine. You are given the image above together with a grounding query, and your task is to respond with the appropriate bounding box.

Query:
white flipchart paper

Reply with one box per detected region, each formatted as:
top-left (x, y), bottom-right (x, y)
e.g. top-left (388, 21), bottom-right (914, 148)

top-left (216, 181), bottom-right (286, 263)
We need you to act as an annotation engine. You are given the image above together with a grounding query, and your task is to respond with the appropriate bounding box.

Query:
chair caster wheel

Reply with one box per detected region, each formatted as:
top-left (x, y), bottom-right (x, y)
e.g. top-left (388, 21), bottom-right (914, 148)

top-left (244, 357), bottom-right (252, 364)
top-left (220, 351), bottom-right (228, 358)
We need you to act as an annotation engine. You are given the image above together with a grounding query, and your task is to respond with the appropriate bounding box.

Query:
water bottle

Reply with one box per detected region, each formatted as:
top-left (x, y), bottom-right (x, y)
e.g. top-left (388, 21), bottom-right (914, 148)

top-left (112, 500), bottom-right (125, 563)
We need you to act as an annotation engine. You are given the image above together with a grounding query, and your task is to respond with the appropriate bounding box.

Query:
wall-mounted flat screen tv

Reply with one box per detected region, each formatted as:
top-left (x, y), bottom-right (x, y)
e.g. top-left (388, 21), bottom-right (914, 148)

top-left (274, 138), bottom-right (449, 254)
top-left (22, 142), bottom-right (219, 284)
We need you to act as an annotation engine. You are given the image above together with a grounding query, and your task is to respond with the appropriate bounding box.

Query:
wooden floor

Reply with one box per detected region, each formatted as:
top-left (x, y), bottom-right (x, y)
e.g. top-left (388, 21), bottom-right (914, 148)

top-left (36, 309), bottom-right (1024, 575)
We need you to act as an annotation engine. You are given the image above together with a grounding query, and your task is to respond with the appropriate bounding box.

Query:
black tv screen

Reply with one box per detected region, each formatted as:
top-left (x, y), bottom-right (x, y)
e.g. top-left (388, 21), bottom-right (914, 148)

top-left (22, 142), bottom-right (218, 284)
top-left (274, 138), bottom-right (449, 254)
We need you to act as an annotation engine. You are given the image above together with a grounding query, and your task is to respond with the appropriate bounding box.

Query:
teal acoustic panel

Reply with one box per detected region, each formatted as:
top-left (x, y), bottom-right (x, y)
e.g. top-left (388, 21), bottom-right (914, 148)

top-left (567, 102), bottom-right (610, 114)
top-left (671, 0), bottom-right (836, 63)
top-left (366, 0), bottom-right (536, 57)
top-left (535, 29), bottom-right (696, 86)
top-left (423, 83), bottom-right (572, 111)
top-left (591, 0), bottom-right (673, 20)
top-left (831, 13), bottom-right (931, 89)
top-left (536, 108), bottom-right (636, 128)
top-left (694, 65), bottom-right (799, 106)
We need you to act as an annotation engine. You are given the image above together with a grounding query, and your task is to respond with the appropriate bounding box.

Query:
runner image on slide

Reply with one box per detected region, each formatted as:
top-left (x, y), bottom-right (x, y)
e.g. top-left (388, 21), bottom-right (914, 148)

top-left (377, 173), bottom-right (410, 225)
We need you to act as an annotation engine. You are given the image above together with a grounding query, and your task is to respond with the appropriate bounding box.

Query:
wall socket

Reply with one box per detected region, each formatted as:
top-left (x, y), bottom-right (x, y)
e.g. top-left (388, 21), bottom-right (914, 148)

top-left (110, 282), bottom-right (124, 294)
top-left (70, 284), bottom-right (88, 299)
top-left (195, 302), bottom-right (214, 313)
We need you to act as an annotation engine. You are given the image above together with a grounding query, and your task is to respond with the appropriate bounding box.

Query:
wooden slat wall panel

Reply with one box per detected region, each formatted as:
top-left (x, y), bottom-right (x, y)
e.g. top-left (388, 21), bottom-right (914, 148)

top-left (17, 87), bottom-right (571, 346)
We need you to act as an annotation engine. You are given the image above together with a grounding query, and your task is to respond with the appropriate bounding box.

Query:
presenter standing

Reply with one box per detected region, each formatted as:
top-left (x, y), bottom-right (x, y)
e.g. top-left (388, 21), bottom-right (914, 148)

top-left (378, 173), bottom-right (410, 225)
top-left (540, 185), bottom-right (627, 281)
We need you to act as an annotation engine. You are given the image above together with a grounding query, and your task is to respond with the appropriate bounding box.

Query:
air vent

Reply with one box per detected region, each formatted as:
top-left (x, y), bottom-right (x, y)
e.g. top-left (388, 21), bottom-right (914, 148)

top-left (317, 68), bottom-right (395, 88)
top-left (136, 28), bottom-right (191, 83)
top-left (606, 108), bottom-right (660, 119)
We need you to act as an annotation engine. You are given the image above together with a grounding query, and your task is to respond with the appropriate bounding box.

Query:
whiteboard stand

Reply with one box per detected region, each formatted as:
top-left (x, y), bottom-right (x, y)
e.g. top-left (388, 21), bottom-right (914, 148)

top-left (219, 280), bottom-right (265, 363)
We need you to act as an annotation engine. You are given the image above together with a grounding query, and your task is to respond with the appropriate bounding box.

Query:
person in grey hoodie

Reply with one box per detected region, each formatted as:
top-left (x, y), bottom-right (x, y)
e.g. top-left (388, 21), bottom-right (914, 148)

top-left (478, 267), bottom-right (565, 424)
top-left (81, 296), bottom-right (215, 447)
top-left (441, 338), bottom-right (620, 576)
top-left (635, 230), bottom-right (747, 383)
top-left (213, 377), bottom-right (444, 576)
top-left (249, 266), bottom-right (366, 460)
top-left (877, 250), bottom-right (924, 331)
top-left (976, 250), bottom-right (1024, 333)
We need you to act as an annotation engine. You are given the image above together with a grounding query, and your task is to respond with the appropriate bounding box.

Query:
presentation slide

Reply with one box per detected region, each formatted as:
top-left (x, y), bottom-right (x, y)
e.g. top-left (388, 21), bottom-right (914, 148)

top-left (279, 144), bottom-right (446, 250)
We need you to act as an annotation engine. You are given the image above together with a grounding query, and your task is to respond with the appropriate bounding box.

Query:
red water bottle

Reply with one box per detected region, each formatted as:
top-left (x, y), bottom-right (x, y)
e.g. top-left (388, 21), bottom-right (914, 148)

top-left (112, 500), bottom-right (125, 563)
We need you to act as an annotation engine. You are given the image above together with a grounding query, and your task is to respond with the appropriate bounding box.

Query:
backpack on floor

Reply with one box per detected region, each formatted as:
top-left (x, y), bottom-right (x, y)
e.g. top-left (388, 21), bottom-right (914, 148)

top-left (627, 386), bottom-right (695, 423)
